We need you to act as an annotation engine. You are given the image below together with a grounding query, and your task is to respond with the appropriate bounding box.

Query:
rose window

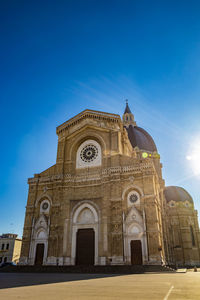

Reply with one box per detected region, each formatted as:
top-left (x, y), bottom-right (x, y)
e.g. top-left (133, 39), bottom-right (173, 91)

top-left (76, 139), bottom-right (101, 168)
top-left (80, 144), bottom-right (98, 162)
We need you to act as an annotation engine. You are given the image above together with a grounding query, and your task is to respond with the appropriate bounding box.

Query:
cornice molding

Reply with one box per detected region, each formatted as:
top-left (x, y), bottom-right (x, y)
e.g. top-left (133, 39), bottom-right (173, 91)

top-left (56, 109), bottom-right (121, 135)
top-left (28, 162), bottom-right (155, 184)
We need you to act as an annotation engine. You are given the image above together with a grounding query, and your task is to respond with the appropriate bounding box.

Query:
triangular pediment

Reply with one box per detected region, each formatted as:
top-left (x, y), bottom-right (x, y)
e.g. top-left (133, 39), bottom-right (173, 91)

top-left (125, 206), bottom-right (143, 226)
top-left (34, 214), bottom-right (48, 231)
top-left (56, 109), bottom-right (121, 135)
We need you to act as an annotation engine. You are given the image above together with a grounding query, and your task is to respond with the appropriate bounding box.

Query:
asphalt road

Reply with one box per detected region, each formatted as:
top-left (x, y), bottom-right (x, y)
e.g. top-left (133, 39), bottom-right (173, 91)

top-left (0, 272), bottom-right (200, 300)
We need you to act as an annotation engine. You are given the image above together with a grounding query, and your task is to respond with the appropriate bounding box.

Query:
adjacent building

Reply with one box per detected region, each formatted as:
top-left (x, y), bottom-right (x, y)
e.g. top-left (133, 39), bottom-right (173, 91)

top-left (19, 103), bottom-right (200, 266)
top-left (0, 234), bottom-right (22, 264)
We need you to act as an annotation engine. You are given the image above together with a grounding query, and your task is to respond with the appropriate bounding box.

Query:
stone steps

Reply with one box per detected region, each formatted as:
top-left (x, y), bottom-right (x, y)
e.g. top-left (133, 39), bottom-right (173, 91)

top-left (1, 265), bottom-right (175, 273)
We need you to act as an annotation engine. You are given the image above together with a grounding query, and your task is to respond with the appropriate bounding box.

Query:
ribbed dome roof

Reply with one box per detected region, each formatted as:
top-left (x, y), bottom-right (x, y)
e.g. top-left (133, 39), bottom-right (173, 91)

top-left (164, 186), bottom-right (193, 203)
top-left (126, 125), bottom-right (157, 152)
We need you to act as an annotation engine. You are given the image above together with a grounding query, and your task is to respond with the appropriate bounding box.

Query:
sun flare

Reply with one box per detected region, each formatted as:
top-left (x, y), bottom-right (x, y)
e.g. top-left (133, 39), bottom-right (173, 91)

top-left (186, 139), bottom-right (200, 176)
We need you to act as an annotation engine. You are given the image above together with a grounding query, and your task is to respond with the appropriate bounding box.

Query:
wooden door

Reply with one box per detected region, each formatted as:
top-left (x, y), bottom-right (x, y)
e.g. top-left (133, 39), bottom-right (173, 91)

top-left (130, 240), bottom-right (142, 265)
top-left (35, 243), bottom-right (44, 265)
top-left (76, 228), bottom-right (95, 265)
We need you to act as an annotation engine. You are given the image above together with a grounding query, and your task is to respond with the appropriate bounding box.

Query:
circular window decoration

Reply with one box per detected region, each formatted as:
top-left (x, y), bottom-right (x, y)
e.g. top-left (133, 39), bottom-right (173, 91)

top-left (42, 202), bottom-right (49, 210)
top-left (127, 191), bottom-right (140, 206)
top-left (76, 139), bottom-right (102, 168)
top-left (80, 144), bottom-right (98, 163)
top-left (129, 194), bottom-right (138, 203)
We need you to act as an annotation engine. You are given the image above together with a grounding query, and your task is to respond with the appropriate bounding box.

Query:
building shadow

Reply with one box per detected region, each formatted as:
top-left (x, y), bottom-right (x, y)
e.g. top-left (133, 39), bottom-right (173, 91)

top-left (0, 272), bottom-right (126, 289)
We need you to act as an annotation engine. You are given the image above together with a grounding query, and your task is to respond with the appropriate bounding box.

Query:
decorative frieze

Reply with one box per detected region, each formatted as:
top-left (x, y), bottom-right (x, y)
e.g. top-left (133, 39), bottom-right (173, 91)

top-left (28, 162), bottom-right (155, 184)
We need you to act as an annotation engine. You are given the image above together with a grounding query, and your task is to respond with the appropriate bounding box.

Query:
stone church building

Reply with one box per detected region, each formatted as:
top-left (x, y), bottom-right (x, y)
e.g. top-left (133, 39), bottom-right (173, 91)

top-left (20, 103), bottom-right (200, 266)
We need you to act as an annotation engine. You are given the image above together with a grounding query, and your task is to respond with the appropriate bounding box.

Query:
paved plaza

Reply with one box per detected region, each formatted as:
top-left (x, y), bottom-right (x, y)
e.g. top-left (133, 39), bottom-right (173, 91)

top-left (0, 272), bottom-right (200, 300)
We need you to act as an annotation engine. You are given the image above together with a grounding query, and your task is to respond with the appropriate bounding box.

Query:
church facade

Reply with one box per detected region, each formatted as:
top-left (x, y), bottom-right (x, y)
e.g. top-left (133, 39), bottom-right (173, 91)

top-left (20, 104), bottom-right (200, 266)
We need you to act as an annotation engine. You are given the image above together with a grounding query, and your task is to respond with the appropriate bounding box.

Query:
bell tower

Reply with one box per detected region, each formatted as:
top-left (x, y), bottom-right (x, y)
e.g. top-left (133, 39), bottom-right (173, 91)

top-left (123, 100), bottom-right (136, 128)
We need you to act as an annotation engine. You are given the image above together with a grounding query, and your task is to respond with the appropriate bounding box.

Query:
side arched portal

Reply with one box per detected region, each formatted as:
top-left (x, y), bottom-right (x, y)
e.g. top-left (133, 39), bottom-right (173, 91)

top-left (28, 215), bottom-right (49, 265)
top-left (124, 207), bottom-right (148, 265)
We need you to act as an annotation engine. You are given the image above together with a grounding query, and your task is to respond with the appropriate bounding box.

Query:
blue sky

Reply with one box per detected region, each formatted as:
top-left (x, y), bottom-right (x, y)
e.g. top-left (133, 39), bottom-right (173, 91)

top-left (1, 0), bottom-right (200, 237)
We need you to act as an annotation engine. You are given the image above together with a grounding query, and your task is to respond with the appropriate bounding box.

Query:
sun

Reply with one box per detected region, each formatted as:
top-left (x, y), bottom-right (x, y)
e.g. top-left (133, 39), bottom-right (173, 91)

top-left (186, 139), bottom-right (200, 176)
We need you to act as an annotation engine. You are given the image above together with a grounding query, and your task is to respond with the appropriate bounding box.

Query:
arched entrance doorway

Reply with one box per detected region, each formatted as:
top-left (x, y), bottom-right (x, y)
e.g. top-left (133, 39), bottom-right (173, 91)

top-left (71, 202), bottom-right (99, 265)
top-left (124, 207), bottom-right (148, 265)
top-left (35, 243), bottom-right (45, 265)
top-left (130, 240), bottom-right (142, 265)
top-left (29, 215), bottom-right (49, 265)
top-left (76, 228), bottom-right (95, 265)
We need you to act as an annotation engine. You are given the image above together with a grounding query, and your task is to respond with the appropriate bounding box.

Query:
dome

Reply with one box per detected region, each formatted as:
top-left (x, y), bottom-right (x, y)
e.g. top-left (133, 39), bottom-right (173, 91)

top-left (126, 125), bottom-right (157, 152)
top-left (164, 186), bottom-right (193, 203)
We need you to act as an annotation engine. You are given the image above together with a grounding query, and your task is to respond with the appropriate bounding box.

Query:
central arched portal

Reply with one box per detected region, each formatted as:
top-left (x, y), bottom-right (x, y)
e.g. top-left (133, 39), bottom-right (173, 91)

top-left (76, 228), bottom-right (95, 265)
top-left (71, 202), bottom-right (99, 265)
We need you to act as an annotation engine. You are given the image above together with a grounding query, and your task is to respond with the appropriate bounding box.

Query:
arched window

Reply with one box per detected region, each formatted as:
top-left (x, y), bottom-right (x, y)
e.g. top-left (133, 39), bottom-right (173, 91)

top-left (4, 257), bottom-right (7, 262)
top-left (6, 243), bottom-right (9, 250)
top-left (1, 244), bottom-right (4, 250)
top-left (190, 226), bottom-right (195, 246)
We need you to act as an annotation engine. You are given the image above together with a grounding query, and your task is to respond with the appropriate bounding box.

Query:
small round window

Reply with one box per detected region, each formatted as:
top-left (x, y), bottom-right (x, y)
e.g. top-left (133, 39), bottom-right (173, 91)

top-left (129, 194), bottom-right (138, 203)
top-left (127, 191), bottom-right (140, 206)
top-left (40, 200), bottom-right (50, 214)
top-left (42, 202), bottom-right (49, 210)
